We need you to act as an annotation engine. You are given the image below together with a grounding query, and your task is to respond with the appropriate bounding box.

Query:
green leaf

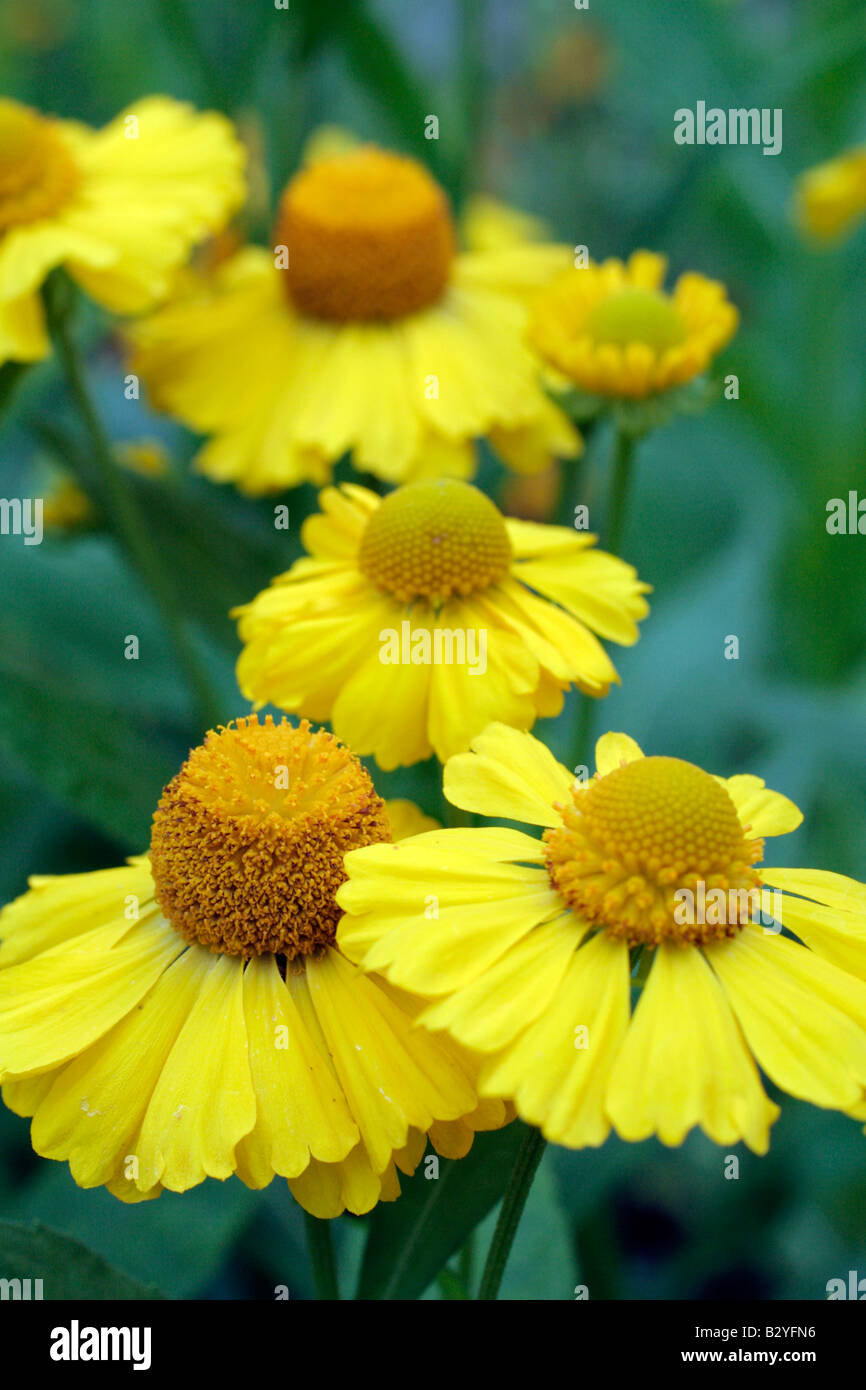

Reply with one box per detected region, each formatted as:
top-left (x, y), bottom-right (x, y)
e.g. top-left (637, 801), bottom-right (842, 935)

top-left (0, 661), bottom-right (177, 850)
top-left (356, 1121), bottom-right (527, 1301)
top-left (0, 1220), bottom-right (164, 1299)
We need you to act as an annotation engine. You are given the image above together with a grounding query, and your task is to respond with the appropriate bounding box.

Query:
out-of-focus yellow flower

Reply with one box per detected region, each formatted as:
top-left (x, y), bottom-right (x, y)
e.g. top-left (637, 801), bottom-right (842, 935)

top-left (129, 139), bottom-right (582, 493)
top-left (795, 148), bottom-right (866, 243)
top-left (42, 438), bottom-right (170, 532)
top-left (528, 251), bottom-right (738, 401)
top-left (0, 95), bottom-right (245, 365)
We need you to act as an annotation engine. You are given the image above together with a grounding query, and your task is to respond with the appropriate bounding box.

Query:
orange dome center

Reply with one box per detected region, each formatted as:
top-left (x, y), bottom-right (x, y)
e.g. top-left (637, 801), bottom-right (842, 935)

top-left (149, 716), bottom-right (390, 959)
top-left (274, 146), bottom-right (455, 321)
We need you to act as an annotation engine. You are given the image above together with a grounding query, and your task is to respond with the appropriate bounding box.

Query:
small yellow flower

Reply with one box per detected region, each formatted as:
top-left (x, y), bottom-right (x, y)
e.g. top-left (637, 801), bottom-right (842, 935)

top-left (234, 479), bottom-right (650, 769)
top-left (338, 724), bottom-right (866, 1154)
top-left (0, 95), bottom-right (245, 365)
top-left (795, 147), bottom-right (866, 243)
top-left (528, 250), bottom-right (738, 401)
top-left (129, 140), bottom-right (581, 493)
top-left (0, 717), bottom-right (503, 1218)
top-left (41, 438), bottom-right (170, 531)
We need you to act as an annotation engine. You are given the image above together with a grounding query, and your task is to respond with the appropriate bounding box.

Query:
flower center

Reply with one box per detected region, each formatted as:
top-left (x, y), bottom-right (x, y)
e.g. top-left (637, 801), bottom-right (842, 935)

top-left (584, 288), bottom-right (685, 351)
top-left (149, 716), bottom-right (390, 959)
top-left (358, 479), bottom-right (512, 604)
top-left (274, 146), bottom-right (455, 320)
top-left (544, 756), bottom-right (763, 946)
top-left (0, 100), bottom-right (80, 232)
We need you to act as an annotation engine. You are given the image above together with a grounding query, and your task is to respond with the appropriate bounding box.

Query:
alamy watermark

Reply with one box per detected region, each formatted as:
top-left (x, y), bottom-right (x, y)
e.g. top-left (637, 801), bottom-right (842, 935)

top-left (0, 497), bottom-right (42, 545)
top-left (379, 621), bottom-right (487, 675)
top-left (674, 102), bottom-right (782, 156)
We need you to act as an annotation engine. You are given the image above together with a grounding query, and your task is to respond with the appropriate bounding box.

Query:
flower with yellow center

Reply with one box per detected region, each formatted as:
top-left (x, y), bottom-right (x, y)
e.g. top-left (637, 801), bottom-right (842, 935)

top-left (528, 250), bottom-right (738, 402)
top-left (0, 716), bottom-right (503, 1218)
top-left (234, 479), bottom-right (650, 769)
top-left (128, 139), bottom-right (581, 493)
top-left (337, 723), bottom-right (866, 1154)
top-left (0, 95), bottom-right (244, 366)
top-left (794, 147), bottom-right (866, 243)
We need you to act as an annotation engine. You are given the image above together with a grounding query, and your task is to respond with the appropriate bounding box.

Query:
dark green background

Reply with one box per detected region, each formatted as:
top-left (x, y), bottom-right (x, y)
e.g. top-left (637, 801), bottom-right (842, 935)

top-left (0, 0), bottom-right (864, 1299)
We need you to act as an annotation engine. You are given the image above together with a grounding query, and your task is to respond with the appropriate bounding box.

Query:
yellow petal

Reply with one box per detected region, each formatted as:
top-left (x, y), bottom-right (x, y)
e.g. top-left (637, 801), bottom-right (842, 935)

top-left (606, 943), bottom-right (778, 1153)
top-left (481, 932), bottom-right (630, 1147)
top-left (0, 917), bottom-right (182, 1079)
top-left (135, 952), bottom-right (255, 1191)
top-left (233, 954), bottom-right (358, 1188)
top-left (419, 913), bottom-right (582, 1051)
top-left (443, 721), bottom-right (573, 827)
top-left (707, 927), bottom-right (866, 1110)
top-left (594, 732), bottom-right (644, 776)
top-left (722, 775), bottom-right (803, 838)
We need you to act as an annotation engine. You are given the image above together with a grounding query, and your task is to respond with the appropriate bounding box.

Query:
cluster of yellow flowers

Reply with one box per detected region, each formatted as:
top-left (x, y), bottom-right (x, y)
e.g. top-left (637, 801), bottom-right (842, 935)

top-left (1, 94), bottom-right (864, 1228)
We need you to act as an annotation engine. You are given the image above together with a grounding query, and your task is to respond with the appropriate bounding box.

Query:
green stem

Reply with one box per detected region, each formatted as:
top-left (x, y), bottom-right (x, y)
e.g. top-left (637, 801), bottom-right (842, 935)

top-left (42, 275), bottom-right (223, 733)
top-left (303, 1211), bottom-right (340, 1301)
top-left (605, 429), bottom-right (637, 557)
top-left (477, 1126), bottom-right (546, 1301)
top-left (570, 694), bottom-right (595, 783)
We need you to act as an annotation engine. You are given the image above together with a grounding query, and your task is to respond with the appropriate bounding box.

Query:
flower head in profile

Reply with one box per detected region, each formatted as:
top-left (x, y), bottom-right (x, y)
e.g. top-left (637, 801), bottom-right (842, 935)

top-left (234, 479), bottom-right (650, 769)
top-left (0, 717), bottom-right (502, 1218)
top-left (129, 139), bottom-right (581, 493)
top-left (0, 95), bottom-right (245, 365)
top-left (794, 147), bottom-right (866, 244)
top-left (338, 724), bottom-right (866, 1154)
top-left (528, 251), bottom-right (737, 424)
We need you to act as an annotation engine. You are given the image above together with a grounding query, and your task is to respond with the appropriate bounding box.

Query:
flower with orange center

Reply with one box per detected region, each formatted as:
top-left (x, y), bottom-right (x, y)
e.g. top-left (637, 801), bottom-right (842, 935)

top-left (0, 96), bottom-right (244, 366)
top-left (128, 136), bottom-right (582, 492)
top-left (234, 478), bottom-right (650, 769)
top-left (337, 723), bottom-right (866, 1154)
top-left (527, 250), bottom-right (738, 402)
top-left (0, 716), bottom-right (504, 1217)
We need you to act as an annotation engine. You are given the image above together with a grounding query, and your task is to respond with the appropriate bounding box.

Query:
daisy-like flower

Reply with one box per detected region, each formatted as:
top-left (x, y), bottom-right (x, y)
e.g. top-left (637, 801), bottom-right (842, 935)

top-left (527, 250), bottom-right (738, 403)
top-left (234, 478), bottom-right (650, 769)
top-left (0, 95), bottom-right (245, 365)
top-left (128, 140), bottom-right (581, 493)
top-left (337, 724), bottom-right (866, 1154)
top-left (795, 147), bottom-right (866, 243)
top-left (0, 716), bottom-right (503, 1218)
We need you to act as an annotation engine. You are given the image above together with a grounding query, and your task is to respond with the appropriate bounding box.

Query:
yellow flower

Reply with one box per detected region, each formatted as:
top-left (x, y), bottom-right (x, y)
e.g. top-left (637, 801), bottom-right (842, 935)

top-left (528, 251), bottom-right (738, 400)
top-left (234, 479), bottom-right (650, 769)
top-left (795, 147), bottom-right (866, 243)
top-left (128, 141), bottom-right (582, 493)
top-left (0, 717), bottom-right (503, 1218)
top-left (337, 724), bottom-right (866, 1154)
top-left (0, 95), bottom-right (245, 365)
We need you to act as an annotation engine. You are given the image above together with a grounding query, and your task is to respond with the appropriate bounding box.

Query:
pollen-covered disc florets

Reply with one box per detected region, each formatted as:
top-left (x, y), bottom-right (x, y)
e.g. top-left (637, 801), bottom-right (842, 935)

top-left (358, 478), bottom-right (512, 605)
top-left (149, 716), bottom-right (390, 959)
top-left (275, 146), bottom-right (455, 321)
top-left (0, 99), bottom-right (80, 231)
top-left (544, 755), bottom-right (763, 946)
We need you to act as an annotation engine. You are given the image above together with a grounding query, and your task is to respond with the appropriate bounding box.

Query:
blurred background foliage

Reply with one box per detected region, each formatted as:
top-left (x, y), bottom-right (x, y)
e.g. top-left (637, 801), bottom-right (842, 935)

top-left (0, 0), bottom-right (865, 1299)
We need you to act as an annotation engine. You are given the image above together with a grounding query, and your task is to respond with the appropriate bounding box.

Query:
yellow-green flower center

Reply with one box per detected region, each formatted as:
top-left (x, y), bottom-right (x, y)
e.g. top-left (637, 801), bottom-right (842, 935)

top-left (0, 99), bottom-right (80, 232)
top-left (544, 756), bottom-right (763, 946)
top-left (358, 478), bottom-right (512, 604)
top-left (274, 146), bottom-right (455, 321)
top-left (149, 716), bottom-right (390, 960)
top-left (584, 288), bottom-right (685, 351)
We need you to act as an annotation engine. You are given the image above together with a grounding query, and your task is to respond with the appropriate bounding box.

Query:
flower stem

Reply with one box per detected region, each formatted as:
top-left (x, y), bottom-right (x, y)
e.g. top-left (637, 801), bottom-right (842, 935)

top-left (477, 1125), bottom-right (547, 1300)
top-left (42, 274), bottom-right (223, 733)
top-left (606, 428), bottom-right (637, 557)
top-left (303, 1211), bottom-right (340, 1301)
